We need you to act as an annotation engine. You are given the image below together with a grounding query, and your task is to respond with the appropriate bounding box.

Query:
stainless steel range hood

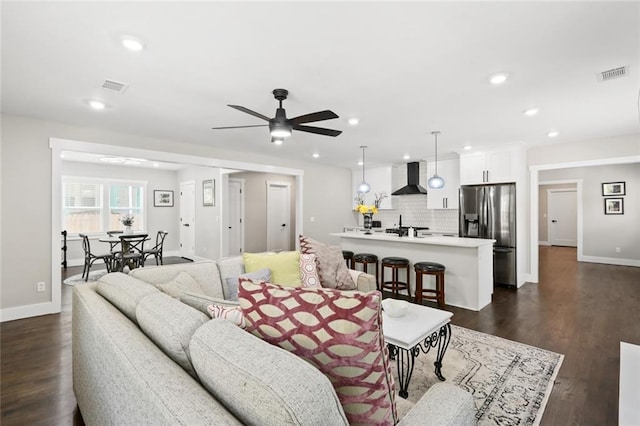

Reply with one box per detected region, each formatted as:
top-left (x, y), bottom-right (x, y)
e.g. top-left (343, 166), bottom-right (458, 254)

top-left (391, 162), bottom-right (428, 195)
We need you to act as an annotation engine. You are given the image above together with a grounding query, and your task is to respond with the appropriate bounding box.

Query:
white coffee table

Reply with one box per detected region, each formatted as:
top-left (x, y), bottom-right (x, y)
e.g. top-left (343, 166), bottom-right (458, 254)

top-left (382, 302), bottom-right (453, 398)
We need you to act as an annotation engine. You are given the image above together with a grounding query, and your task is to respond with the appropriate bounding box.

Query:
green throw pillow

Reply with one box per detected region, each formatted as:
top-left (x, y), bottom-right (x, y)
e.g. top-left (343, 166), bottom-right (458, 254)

top-left (243, 252), bottom-right (301, 287)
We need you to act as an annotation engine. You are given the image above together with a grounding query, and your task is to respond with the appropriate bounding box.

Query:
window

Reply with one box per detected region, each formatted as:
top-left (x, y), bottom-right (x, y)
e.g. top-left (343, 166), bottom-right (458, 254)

top-left (62, 177), bottom-right (146, 234)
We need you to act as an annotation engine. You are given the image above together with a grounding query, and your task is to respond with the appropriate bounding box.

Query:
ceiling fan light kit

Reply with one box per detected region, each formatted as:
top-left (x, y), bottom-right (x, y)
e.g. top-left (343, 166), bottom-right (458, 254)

top-left (427, 131), bottom-right (445, 189)
top-left (212, 88), bottom-right (342, 143)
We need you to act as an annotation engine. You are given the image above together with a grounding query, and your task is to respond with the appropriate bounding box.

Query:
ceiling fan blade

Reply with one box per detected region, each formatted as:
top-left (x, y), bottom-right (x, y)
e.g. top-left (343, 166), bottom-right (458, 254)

top-left (228, 105), bottom-right (271, 121)
top-left (293, 124), bottom-right (342, 137)
top-left (211, 124), bottom-right (268, 130)
top-left (290, 110), bottom-right (339, 125)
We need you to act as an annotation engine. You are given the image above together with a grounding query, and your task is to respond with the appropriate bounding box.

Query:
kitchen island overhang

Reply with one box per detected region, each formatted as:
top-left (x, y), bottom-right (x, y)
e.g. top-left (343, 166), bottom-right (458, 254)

top-left (331, 232), bottom-right (495, 311)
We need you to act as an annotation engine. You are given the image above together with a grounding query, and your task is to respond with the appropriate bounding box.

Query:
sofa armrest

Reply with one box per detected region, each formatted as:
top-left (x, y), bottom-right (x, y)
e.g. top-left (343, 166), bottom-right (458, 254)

top-left (398, 383), bottom-right (476, 426)
top-left (348, 269), bottom-right (377, 292)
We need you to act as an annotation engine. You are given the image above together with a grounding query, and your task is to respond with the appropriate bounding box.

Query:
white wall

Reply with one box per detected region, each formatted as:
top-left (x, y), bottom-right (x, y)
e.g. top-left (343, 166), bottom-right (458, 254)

top-left (0, 113), bottom-right (354, 320)
top-left (540, 163), bottom-right (639, 261)
top-left (61, 160), bottom-right (180, 264)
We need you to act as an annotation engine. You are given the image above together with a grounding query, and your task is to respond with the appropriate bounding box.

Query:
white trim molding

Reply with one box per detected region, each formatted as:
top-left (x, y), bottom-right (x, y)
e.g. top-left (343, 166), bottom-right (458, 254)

top-left (580, 256), bottom-right (640, 268)
top-left (0, 302), bottom-right (59, 322)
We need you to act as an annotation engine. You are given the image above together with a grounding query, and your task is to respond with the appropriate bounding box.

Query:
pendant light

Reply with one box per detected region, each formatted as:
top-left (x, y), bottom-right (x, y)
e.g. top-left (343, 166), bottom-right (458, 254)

top-left (357, 145), bottom-right (371, 193)
top-left (427, 131), bottom-right (445, 189)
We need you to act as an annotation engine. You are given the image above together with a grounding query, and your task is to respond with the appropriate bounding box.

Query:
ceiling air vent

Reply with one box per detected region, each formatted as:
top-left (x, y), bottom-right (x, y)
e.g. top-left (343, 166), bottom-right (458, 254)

top-left (597, 66), bottom-right (628, 82)
top-left (101, 79), bottom-right (129, 93)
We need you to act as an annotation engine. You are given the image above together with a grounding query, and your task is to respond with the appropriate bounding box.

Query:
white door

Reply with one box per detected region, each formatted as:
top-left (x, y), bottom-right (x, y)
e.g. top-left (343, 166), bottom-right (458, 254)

top-left (548, 190), bottom-right (577, 247)
top-left (227, 179), bottom-right (244, 256)
top-left (267, 181), bottom-right (291, 252)
top-left (179, 181), bottom-right (196, 259)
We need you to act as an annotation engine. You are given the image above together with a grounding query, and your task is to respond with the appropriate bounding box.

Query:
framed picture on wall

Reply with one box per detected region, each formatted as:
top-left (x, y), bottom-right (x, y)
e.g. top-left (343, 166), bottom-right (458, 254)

top-left (203, 179), bottom-right (215, 206)
top-left (604, 198), bottom-right (624, 215)
top-left (153, 190), bottom-right (174, 207)
top-left (602, 182), bottom-right (625, 196)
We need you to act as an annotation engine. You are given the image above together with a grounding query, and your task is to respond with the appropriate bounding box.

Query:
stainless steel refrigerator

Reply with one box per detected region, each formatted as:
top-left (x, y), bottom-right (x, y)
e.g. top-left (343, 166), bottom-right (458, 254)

top-left (459, 183), bottom-right (516, 287)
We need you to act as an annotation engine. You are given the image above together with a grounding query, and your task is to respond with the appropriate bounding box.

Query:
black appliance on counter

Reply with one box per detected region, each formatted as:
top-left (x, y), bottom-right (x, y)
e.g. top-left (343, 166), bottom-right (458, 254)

top-left (459, 183), bottom-right (517, 287)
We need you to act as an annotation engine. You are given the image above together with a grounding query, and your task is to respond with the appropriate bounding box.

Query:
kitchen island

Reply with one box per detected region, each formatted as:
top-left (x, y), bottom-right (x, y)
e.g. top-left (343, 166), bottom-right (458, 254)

top-left (331, 232), bottom-right (495, 311)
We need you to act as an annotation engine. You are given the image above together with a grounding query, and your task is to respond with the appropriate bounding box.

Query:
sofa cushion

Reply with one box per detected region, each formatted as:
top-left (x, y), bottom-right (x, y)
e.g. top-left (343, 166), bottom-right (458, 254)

top-left (238, 278), bottom-right (397, 425)
top-left (300, 253), bottom-right (321, 288)
top-left (299, 235), bottom-right (356, 290)
top-left (180, 292), bottom-right (239, 315)
top-left (136, 292), bottom-right (209, 377)
top-left (96, 272), bottom-right (159, 323)
top-left (157, 271), bottom-right (206, 298)
top-left (128, 261), bottom-right (225, 299)
top-left (224, 268), bottom-right (271, 301)
top-left (190, 319), bottom-right (348, 426)
top-left (243, 251), bottom-right (301, 287)
top-left (207, 304), bottom-right (245, 328)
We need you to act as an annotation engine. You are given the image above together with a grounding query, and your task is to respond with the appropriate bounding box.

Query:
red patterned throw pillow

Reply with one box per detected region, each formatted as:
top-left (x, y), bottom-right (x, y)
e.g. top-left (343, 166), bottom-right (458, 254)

top-left (299, 235), bottom-right (356, 290)
top-left (238, 277), bottom-right (397, 425)
top-left (207, 304), bottom-right (245, 328)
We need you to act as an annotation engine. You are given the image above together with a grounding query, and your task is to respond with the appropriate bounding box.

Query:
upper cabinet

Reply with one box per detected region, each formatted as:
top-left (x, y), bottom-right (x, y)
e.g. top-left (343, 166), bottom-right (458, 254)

top-left (351, 166), bottom-right (396, 209)
top-left (459, 146), bottom-right (525, 185)
top-left (425, 158), bottom-right (460, 209)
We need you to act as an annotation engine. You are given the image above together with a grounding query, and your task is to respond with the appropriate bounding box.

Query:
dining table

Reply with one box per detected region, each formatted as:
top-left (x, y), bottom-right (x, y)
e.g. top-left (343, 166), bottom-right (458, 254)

top-left (99, 233), bottom-right (150, 272)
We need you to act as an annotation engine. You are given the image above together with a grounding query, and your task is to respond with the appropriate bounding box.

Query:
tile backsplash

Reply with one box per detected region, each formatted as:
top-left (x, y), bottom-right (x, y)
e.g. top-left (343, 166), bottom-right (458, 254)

top-left (360, 195), bottom-right (459, 233)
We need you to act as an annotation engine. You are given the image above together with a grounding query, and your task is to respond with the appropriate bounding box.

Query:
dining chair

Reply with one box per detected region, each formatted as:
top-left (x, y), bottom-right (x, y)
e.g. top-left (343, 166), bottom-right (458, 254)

top-left (142, 231), bottom-right (168, 266)
top-left (114, 234), bottom-right (148, 272)
top-left (79, 233), bottom-right (113, 281)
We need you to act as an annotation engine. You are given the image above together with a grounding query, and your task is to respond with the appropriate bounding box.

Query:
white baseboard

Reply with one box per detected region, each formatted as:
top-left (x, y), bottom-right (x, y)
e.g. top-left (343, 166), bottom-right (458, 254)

top-left (0, 302), bottom-right (59, 323)
top-left (578, 255), bottom-right (640, 267)
top-left (538, 241), bottom-right (551, 246)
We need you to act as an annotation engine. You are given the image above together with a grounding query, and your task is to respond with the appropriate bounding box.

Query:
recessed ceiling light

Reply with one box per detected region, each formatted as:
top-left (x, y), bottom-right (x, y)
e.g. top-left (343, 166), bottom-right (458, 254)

top-left (312, 153), bottom-right (319, 158)
top-left (121, 36), bottom-right (145, 51)
top-left (547, 131), bottom-right (559, 138)
top-left (489, 73), bottom-right (509, 85)
top-left (403, 154), bottom-right (410, 160)
top-left (357, 160), bottom-right (363, 166)
top-left (348, 118), bottom-right (360, 126)
top-left (272, 138), bottom-right (284, 145)
top-left (524, 108), bottom-right (539, 116)
top-left (88, 100), bottom-right (106, 110)
top-left (153, 162), bottom-right (160, 167)
top-left (463, 145), bottom-right (472, 150)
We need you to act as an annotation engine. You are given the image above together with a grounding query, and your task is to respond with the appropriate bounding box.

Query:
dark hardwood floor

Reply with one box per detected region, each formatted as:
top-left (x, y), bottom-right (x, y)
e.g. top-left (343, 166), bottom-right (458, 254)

top-left (1, 248), bottom-right (639, 425)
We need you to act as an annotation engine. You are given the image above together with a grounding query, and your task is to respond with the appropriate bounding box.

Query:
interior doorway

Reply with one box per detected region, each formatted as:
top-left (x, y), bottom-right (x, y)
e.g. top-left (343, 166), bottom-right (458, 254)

top-left (266, 181), bottom-right (292, 252)
top-left (547, 189), bottom-right (577, 247)
top-left (179, 181), bottom-right (196, 259)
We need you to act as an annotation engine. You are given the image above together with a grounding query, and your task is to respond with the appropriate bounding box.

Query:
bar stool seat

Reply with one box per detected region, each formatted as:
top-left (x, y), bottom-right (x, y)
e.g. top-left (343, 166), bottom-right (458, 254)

top-left (414, 261), bottom-right (446, 307)
top-left (381, 256), bottom-right (410, 297)
top-left (353, 253), bottom-right (379, 288)
top-left (342, 250), bottom-right (354, 269)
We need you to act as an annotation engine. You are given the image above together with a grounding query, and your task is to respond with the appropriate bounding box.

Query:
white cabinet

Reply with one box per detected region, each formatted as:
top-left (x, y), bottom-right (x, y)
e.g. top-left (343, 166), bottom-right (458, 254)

top-left (459, 146), bottom-right (524, 185)
top-left (425, 158), bottom-right (460, 209)
top-left (351, 166), bottom-right (395, 209)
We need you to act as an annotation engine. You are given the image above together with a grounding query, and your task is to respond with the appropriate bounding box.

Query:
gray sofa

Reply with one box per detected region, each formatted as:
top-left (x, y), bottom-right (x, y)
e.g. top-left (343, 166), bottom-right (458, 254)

top-left (72, 257), bottom-right (476, 425)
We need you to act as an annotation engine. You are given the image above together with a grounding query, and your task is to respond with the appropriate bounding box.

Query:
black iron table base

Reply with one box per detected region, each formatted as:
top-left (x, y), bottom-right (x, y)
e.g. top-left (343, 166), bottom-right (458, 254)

top-left (388, 323), bottom-right (452, 399)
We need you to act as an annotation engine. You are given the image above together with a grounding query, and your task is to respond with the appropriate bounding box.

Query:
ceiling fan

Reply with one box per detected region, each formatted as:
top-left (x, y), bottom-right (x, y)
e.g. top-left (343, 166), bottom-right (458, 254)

top-left (211, 88), bottom-right (342, 144)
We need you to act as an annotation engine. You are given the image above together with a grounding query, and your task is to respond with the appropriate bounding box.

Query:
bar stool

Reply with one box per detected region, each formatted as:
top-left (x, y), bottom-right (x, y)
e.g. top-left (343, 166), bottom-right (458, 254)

top-left (353, 253), bottom-right (379, 287)
top-left (414, 262), bottom-right (446, 307)
top-left (381, 257), bottom-right (410, 298)
top-left (342, 250), bottom-right (355, 269)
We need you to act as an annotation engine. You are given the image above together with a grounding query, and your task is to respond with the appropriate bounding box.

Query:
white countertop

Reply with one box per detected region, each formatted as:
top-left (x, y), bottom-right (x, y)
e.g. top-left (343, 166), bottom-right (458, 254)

top-left (331, 232), bottom-right (495, 248)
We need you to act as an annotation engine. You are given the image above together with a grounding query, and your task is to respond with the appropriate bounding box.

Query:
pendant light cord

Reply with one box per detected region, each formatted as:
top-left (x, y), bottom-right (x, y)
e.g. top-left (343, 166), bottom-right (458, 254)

top-left (361, 145), bottom-right (367, 181)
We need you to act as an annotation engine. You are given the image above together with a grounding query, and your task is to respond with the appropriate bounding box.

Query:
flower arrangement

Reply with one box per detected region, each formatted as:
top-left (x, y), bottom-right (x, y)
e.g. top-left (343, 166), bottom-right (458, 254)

top-left (354, 192), bottom-right (387, 215)
top-left (121, 214), bottom-right (135, 227)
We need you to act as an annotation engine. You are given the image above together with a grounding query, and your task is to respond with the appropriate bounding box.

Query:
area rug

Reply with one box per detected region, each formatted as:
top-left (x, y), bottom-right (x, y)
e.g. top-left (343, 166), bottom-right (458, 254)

top-left (394, 325), bottom-right (563, 425)
top-left (63, 269), bottom-right (110, 285)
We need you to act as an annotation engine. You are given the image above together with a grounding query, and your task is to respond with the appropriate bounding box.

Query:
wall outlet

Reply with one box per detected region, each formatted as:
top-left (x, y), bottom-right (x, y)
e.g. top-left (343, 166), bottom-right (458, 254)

top-left (37, 281), bottom-right (46, 292)
top-left (310, 216), bottom-right (315, 223)
top-left (615, 247), bottom-right (621, 253)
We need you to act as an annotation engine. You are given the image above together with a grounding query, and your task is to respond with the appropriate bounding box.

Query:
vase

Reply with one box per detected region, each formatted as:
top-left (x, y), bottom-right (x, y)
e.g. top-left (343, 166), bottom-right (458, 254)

top-left (362, 213), bottom-right (373, 234)
top-left (124, 225), bottom-right (133, 235)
